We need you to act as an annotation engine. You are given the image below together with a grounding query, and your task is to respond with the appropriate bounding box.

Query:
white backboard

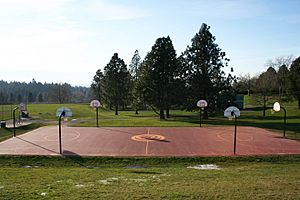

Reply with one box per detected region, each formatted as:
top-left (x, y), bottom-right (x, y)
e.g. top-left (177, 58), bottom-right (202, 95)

top-left (19, 103), bottom-right (26, 111)
top-left (224, 106), bottom-right (240, 118)
top-left (273, 102), bottom-right (281, 112)
top-left (197, 100), bottom-right (208, 108)
top-left (56, 107), bottom-right (72, 117)
top-left (90, 100), bottom-right (101, 108)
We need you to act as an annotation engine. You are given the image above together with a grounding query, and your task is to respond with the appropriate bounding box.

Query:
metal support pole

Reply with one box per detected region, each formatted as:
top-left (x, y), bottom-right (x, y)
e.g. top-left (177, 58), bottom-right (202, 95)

top-left (13, 107), bottom-right (18, 137)
top-left (234, 116), bottom-right (237, 155)
top-left (11, 104), bottom-right (13, 120)
top-left (199, 109), bottom-right (202, 127)
top-left (282, 107), bottom-right (286, 137)
top-left (96, 107), bottom-right (99, 128)
top-left (1, 104), bottom-right (3, 120)
top-left (58, 111), bottom-right (65, 155)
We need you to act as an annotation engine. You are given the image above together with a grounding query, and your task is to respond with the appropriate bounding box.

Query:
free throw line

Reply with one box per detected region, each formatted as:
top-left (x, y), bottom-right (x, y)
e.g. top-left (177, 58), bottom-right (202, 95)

top-left (145, 128), bottom-right (150, 155)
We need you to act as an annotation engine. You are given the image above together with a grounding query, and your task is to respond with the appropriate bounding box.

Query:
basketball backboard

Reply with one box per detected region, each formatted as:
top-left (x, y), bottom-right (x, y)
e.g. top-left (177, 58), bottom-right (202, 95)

top-left (273, 102), bottom-right (280, 112)
top-left (19, 103), bottom-right (26, 111)
top-left (224, 106), bottom-right (240, 118)
top-left (197, 100), bottom-right (208, 108)
top-left (90, 100), bottom-right (101, 108)
top-left (56, 107), bottom-right (72, 117)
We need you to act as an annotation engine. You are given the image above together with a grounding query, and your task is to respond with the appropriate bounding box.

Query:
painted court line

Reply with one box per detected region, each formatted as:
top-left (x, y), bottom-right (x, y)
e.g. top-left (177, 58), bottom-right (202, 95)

top-left (145, 128), bottom-right (150, 155)
top-left (0, 126), bottom-right (299, 156)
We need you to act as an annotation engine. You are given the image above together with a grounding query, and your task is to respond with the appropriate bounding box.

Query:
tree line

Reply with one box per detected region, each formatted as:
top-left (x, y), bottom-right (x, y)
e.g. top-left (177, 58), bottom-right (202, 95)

top-left (0, 79), bottom-right (91, 104)
top-left (234, 55), bottom-right (300, 115)
top-left (91, 23), bottom-right (236, 119)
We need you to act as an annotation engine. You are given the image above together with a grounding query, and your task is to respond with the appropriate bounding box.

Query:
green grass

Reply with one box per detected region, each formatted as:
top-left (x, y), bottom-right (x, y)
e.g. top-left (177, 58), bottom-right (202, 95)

top-left (0, 104), bottom-right (16, 121)
top-left (0, 155), bottom-right (299, 199)
top-left (1, 97), bottom-right (298, 140)
top-left (0, 100), bottom-right (299, 199)
top-left (27, 103), bottom-right (95, 120)
top-left (0, 123), bottom-right (44, 142)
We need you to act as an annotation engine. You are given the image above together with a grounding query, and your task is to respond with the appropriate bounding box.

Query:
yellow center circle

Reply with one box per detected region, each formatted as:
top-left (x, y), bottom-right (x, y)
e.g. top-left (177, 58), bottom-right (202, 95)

top-left (131, 134), bottom-right (165, 142)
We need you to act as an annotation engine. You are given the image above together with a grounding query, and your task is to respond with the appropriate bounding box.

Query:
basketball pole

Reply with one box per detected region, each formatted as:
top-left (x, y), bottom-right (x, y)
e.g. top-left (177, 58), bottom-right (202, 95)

top-left (273, 102), bottom-right (287, 138)
top-left (233, 115), bottom-right (237, 156)
top-left (282, 106), bottom-right (286, 137)
top-left (13, 107), bottom-right (18, 137)
top-left (199, 109), bottom-right (202, 127)
top-left (96, 107), bottom-right (99, 128)
top-left (1, 104), bottom-right (3, 120)
top-left (58, 111), bottom-right (65, 155)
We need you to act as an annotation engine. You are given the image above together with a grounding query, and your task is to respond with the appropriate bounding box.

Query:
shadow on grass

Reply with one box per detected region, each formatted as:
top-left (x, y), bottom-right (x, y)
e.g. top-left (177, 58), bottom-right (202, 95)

top-left (0, 123), bottom-right (44, 142)
top-left (127, 115), bottom-right (157, 118)
top-left (163, 116), bottom-right (200, 125)
top-left (63, 150), bottom-right (89, 168)
top-left (129, 171), bottom-right (163, 175)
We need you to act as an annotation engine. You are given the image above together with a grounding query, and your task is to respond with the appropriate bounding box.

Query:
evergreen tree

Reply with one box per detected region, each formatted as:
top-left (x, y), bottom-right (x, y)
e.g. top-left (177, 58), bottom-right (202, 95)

top-left (129, 50), bottom-right (142, 114)
top-left (0, 80), bottom-right (90, 103)
top-left (91, 69), bottom-right (104, 102)
top-left (103, 53), bottom-right (130, 115)
top-left (9, 93), bottom-right (15, 103)
top-left (289, 56), bottom-right (300, 108)
top-left (37, 93), bottom-right (44, 103)
top-left (182, 23), bottom-right (234, 115)
top-left (17, 94), bottom-right (22, 103)
top-left (0, 92), bottom-right (7, 104)
top-left (137, 36), bottom-right (178, 119)
top-left (28, 92), bottom-right (34, 103)
top-left (277, 65), bottom-right (290, 98)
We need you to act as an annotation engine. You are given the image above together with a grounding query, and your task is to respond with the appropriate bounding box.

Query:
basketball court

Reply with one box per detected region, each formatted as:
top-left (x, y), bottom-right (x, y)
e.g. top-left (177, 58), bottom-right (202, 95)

top-left (0, 126), bottom-right (299, 156)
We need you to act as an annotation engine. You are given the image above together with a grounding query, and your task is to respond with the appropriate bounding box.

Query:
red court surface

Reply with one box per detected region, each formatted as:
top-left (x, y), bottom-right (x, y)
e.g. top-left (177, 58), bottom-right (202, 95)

top-left (0, 126), bottom-right (299, 156)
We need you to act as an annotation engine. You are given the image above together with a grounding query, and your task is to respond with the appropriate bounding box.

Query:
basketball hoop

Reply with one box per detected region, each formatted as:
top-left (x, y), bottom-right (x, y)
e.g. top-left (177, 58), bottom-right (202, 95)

top-left (272, 102), bottom-right (287, 137)
top-left (90, 100), bottom-right (101, 108)
top-left (224, 106), bottom-right (240, 155)
top-left (56, 107), bottom-right (72, 117)
top-left (224, 106), bottom-right (240, 118)
top-left (197, 100), bottom-right (208, 109)
top-left (90, 100), bottom-right (101, 128)
top-left (196, 100), bottom-right (208, 127)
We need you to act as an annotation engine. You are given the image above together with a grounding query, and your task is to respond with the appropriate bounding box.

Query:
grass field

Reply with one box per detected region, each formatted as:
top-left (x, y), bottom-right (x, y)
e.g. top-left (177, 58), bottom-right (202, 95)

top-left (0, 104), bottom-right (15, 121)
top-left (0, 155), bottom-right (299, 199)
top-left (0, 123), bottom-right (43, 142)
top-left (0, 97), bottom-right (299, 140)
top-left (20, 99), bottom-right (300, 139)
top-left (0, 97), bottom-right (299, 199)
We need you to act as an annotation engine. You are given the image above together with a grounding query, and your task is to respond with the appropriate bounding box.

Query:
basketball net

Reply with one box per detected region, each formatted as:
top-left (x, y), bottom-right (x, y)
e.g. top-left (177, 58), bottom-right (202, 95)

top-left (228, 116), bottom-right (234, 121)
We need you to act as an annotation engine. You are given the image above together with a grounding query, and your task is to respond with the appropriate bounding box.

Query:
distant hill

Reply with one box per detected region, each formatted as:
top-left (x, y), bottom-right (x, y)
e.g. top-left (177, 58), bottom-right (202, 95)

top-left (0, 79), bottom-right (91, 104)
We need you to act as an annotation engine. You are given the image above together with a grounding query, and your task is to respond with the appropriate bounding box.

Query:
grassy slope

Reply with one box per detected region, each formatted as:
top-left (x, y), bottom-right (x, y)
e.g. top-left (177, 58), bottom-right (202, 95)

top-left (0, 100), bottom-right (299, 199)
top-left (240, 95), bottom-right (300, 138)
top-left (0, 123), bottom-right (44, 142)
top-left (8, 99), bottom-right (299, 139)
top-left (0, 156), bottom-right (299, 199)
top-left (0, 97), bottom-right (299, 142)
top-left (0, 104), bottom-right (17, 121)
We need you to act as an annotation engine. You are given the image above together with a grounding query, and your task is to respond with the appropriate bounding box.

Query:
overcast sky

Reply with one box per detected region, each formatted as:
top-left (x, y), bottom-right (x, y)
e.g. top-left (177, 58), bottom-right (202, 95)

top-left (1, 0), bottom-right (300, 86)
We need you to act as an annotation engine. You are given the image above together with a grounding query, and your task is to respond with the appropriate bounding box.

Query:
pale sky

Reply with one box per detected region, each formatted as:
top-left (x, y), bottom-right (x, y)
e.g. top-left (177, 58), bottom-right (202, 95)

top-left (1, 0), bottom-right (300, 86)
